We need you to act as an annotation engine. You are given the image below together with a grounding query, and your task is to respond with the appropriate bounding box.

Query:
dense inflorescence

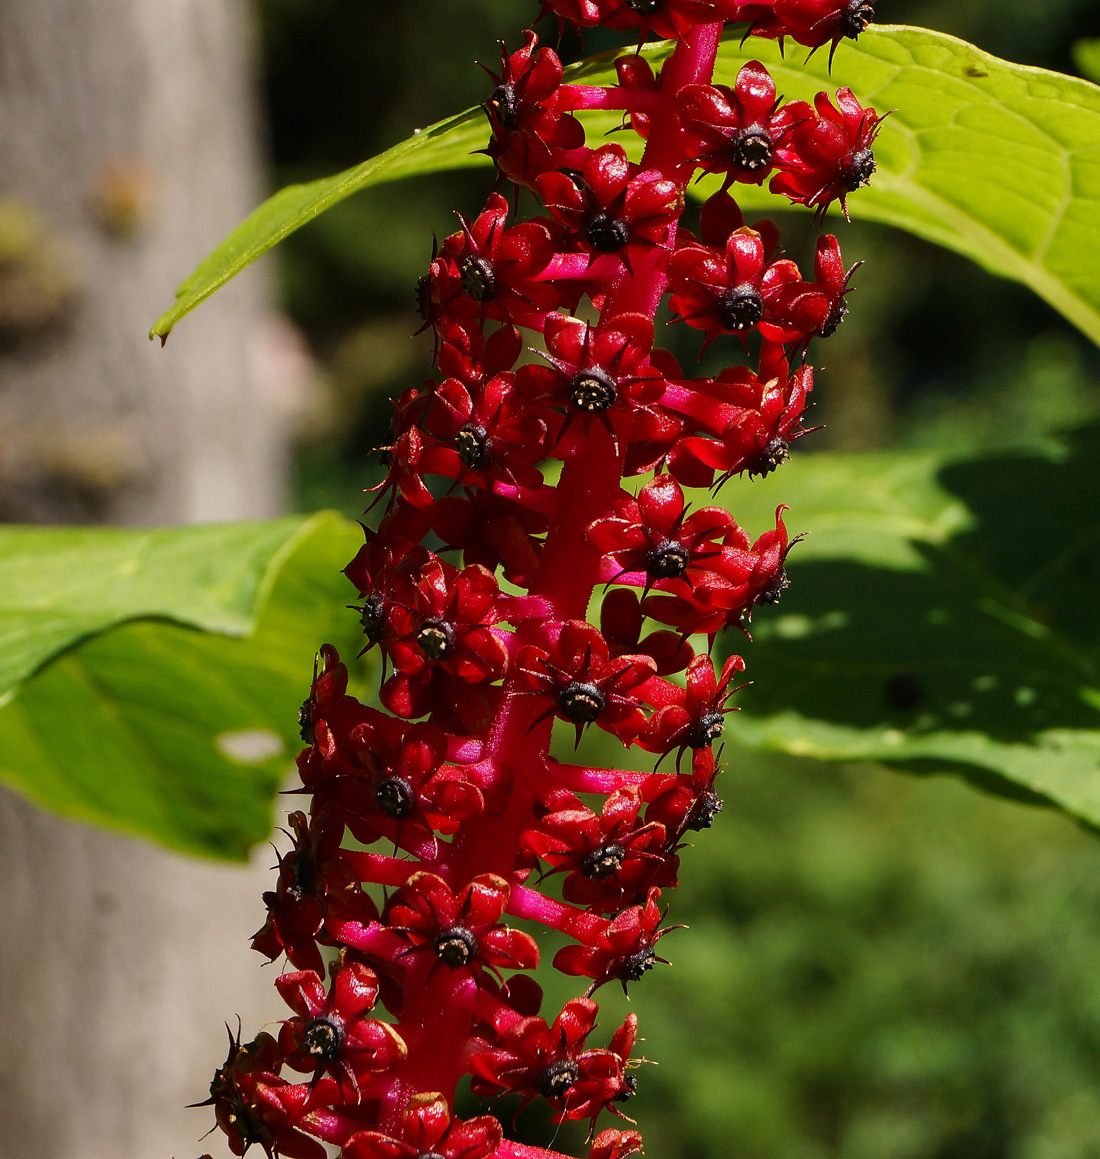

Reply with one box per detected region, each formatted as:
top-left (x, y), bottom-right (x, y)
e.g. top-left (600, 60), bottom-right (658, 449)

top-left (200, 4), bottom-right (880, 1158)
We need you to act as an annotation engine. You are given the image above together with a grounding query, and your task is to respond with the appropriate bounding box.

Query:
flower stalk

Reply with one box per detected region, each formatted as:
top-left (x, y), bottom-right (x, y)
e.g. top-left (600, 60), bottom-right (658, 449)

top-left (198, 3), bottom-right (882, 1158)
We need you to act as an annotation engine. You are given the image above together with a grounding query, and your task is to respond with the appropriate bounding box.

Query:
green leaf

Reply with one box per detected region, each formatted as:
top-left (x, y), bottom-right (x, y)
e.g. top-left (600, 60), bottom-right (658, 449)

top-left (0, 513), bottom-right (365, 860)
top-left (0, 516), bottom-right (317, 701)
top-left (713, 426), bottom-right (1100, 828)
top-left (152, 25), bottom-right (1100, 346)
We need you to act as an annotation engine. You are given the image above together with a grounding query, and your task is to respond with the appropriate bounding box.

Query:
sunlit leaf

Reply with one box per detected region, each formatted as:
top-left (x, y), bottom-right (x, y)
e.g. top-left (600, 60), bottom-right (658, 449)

top-left (712, 427), bottom-right (1100, 827)
top-left (0, 513), bottom-right (366, 859)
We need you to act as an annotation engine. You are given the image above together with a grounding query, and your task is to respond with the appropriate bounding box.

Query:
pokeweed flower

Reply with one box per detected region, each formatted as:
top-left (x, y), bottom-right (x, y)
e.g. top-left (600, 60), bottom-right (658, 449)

top-left (196, 6), bottom-right (880, 1159)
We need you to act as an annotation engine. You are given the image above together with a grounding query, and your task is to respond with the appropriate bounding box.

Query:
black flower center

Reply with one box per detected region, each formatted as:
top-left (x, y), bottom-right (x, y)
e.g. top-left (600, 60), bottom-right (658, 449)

top-left (841, 0), bottom-right (875, 38)
top-left (585, 212), bottom-right (631, 254)
top-left (559, 681), bottom-right (606, 723)
top-left (456, 423), bottom-right (492, 470)
top-left (645, 539), bottom-right (690, 580)
top-left (755, 568), bottom-right (790, 606)
top-left (359, 593), bottom-right (386, 643)
top-left (842, 148), bottom-right (876, 192)
top-left (627, 0), bottom-right (661, 12)
top-left (435, 926), bottom-right (478, 969)
top-left (686, 710), bottom-right (724, 749)
top-left (297, 699), bottom-right (313, 743)
top-left (748, 436), bottom-right (789, 479)
top-left (581, 842), bottom-right (627, 881)
top-left (538, 1057), bottom-right (581, 1099)
top-left (303, 1016), bottom-right (344, 1062)
top-left (376, 776), bottom-right (415, 820)
top-left (488, 83), bottom-right (519, 131)
top-left (622, 944), bottom-right (657, 981)
top-left (569, 369), bottom-right (618, 414)
top-left (686, 789), bottom-right (723, 832)
top-left (819, 298), bottom-right (849, 338)
top-left (731, 127), bottom-right (774, 173)
top-left (417, 618), bottom-right (455, 661)
top-left (719, 284), bottom-right (764, 332)
top-left (616, 1075), bottom-right (639, 1101)
top-left (460, 255), bottom-right (496, 301)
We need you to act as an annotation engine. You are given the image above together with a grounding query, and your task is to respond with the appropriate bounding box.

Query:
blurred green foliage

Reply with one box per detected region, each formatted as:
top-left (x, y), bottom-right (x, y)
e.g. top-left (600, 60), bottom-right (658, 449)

top-left (252, 4), bottom-right (1100, 1158)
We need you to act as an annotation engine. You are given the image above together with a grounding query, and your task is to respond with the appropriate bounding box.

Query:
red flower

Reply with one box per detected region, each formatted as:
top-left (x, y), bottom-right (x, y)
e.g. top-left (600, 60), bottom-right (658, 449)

top-left (665, 342), bottom-right (814, 488)
top-left (644, 747), bottom-right (725, 846)
top-left (251, 810), bottom-right (368, 976)
top-left (589, 1129), bottom-right (645, 1159)
top-left (811, 232), bottom-right (861, 337)
top-left (522, 785), bottom-right (675, 910)
top-left (196, 1028), bottom-right (332, 1159)
top-left (469, 998), bottom-right (640, 1130)
top-left (554, 888), bottom-right (681, 994)
top-left (536, 144), bottom-right (682, 258)
top-left (742, 0), bottom-right (875, 55)
top-left (339, 719), bottom-right (485, 843)
top-left (387, 872), bottom-right (539, 981)
top-left (771, 87), bottom-right (883, 219)
top-left (588, 473), bottom-right (734, 594)
top-left (425, 373), bottom-right (550, 492)
top-left (640, 653), bottom-right (746, 759)
top-left (343, 1094), bottom-right (502, 1159)
top-left (516, 620), bottom-right (657, 745)
top-left (383, 557), bottom-right (508, 685)
top-left (276, 964), bottom-right (406, 1095)
top-left (430, 192), bottom-right (561, 328)
top-left (676, 63), bottom-right (800, 187)
top-left (599, 587), bottom-right (695, 677)
top-left (484, 32), bottom-right (585, 187)
top-left (516, 312), bottom-right (667, 449)
top-left (642, 505), bottom-right (796, 636)
top-left (542, 0), bottom-right (739, 39)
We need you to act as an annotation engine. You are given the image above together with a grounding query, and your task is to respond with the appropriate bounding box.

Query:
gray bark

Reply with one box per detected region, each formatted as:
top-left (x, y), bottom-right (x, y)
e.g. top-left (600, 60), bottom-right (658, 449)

top-left (0, 1), bottom-right (292, 1156)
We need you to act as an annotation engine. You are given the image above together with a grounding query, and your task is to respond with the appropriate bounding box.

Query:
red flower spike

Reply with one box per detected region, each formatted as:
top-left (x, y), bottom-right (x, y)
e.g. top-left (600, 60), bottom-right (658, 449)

top-left (771, 87), bottom-right (883, 220)
top-left (343, 1094), bottom-right (503, 1159)
top-left (205, 20), bottom-right (878, 1159)
top-left (387, 872), bottom-right (539, 981)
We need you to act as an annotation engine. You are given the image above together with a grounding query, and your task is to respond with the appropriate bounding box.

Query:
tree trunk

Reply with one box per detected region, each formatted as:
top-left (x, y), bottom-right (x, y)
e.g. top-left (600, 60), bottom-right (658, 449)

top-left (0, 1), bottom-right (292, 1156)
